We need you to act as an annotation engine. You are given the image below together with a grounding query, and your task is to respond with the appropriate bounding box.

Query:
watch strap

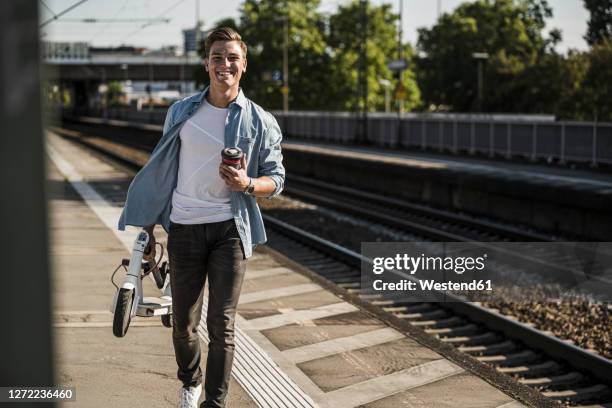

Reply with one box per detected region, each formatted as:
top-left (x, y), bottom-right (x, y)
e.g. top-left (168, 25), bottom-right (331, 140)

top-left (244, 178), bottom-right (254, 195)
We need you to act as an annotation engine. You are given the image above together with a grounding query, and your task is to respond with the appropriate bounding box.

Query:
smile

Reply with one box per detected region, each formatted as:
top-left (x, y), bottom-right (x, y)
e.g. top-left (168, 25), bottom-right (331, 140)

top-left (216, 71), bottom-right (234, 78)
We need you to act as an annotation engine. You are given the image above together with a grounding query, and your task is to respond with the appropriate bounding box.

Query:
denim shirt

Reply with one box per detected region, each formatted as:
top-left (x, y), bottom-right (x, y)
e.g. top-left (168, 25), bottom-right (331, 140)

top-left (118, 87), bottom-right (285, 258)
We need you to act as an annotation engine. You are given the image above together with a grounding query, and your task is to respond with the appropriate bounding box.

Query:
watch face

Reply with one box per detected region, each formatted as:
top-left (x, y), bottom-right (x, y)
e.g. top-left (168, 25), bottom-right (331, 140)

top-left (247, 184), bottom-right (255, 194)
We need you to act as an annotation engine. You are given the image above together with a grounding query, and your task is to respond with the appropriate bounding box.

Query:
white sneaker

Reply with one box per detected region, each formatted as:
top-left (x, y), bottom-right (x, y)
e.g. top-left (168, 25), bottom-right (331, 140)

top-left (178, 384), bottom-right (202, 408)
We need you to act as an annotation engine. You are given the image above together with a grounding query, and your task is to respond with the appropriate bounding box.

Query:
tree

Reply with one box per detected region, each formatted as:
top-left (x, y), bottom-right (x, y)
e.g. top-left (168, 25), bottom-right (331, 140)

top-left (583, 0), bottom-right (612, 46)
top-left (237, 0), bottom-right (330, 110)
top-left (326, 0), bottom-right (420, 111)
top-left (581, 40), bottom-right (612, 120)
top-left (416, 0), bottom-right (559, 112)
top-left (222, 0), bottom-right (420, 112)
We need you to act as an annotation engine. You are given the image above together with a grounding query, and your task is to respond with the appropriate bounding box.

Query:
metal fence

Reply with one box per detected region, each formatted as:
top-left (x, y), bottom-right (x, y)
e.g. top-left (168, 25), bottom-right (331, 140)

top-left (273, 111), bottom-right (612, 166)
top-left (62, 107), bottom-right (612, 166)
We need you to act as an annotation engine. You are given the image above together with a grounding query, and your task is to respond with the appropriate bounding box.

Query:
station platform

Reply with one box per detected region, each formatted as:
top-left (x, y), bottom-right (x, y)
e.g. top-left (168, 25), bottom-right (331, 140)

top-left (47, 130), bottom-right (532, 407)
top-left (282, 140), bottom-right (612, 194)
top-left (281, 140), bottom-right (612, 240)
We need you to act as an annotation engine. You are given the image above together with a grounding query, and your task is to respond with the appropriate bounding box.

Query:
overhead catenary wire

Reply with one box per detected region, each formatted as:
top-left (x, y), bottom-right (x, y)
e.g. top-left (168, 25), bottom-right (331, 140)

top-left (88, 0), bottom-right (130, 43)
top-left (60, 18), bottom-right (170, 23)
top-left (39, 0), bottom-right (56, 16)
top-left (119, 0), bottom-right (190, 44)
top-left (39, 0), bottom-right (89, 28)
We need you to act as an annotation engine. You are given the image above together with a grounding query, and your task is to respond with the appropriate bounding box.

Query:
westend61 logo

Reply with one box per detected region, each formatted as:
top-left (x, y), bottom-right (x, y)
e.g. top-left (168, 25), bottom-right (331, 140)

top-left (372, 253), bottom-right (488, 275)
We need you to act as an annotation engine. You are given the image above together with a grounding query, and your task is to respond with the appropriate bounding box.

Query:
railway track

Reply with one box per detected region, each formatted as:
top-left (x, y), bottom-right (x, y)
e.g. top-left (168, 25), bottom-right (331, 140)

top-left (51, 125), bottom-right (612, 407)
top-left (263, 216), bottom-right (612, 407)
top-left (284, 174), bottom-right (558, 242)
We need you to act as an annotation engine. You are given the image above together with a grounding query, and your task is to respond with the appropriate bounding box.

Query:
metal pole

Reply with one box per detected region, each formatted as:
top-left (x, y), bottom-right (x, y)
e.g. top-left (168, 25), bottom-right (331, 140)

top-left (385, 87), bottom-right (390, 112)
top-left (359, 0), bottom-right (368, 143)
top-left (398, 0), bottom-right (404, 114)
top-left (560, 122), bottom-right (566, 164)
top-left (472, 52), bottom-right (488, 112)
top-left (283, 13), bottom-right (289, 113)
top-left (101, 67), bottom-right (107, 118)
top-left (592, 115), bottom-right (598, 167)
top-left (1, 2), bottom-right (54, 399)
top-left (195, 0), bottom-right (200, 28)
top-left (148, 62), bottom-right (153, 112)
top-left (477, 59), bottom-right (483, 112)
top-left (195, 0), bottom-right (201, 48)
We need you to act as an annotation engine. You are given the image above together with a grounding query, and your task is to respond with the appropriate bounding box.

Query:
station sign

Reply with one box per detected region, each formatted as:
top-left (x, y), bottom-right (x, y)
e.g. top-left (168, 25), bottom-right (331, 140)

top-left (387, 59), bottom-right (408, 72)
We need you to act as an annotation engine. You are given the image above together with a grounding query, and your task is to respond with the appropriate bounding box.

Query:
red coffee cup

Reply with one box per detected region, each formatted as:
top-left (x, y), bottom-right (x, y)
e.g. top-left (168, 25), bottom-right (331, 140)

top-left (221, 147), bottom-right (243, 169)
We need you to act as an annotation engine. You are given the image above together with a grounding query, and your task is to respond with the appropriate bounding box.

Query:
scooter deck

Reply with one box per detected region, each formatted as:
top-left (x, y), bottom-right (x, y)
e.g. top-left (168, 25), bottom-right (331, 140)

top-left (137, 296), bottom-right (172, 317)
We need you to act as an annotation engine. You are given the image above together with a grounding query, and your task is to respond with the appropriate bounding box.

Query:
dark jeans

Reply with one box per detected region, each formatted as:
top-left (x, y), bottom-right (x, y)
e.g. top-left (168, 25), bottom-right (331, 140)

top-left (167, 219), bottom-right (246, 408)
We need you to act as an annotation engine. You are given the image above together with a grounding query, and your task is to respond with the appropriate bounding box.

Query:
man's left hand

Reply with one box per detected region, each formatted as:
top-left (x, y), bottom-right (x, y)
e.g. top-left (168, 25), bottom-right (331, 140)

top-left (219, 154), bottom-right (250, 191)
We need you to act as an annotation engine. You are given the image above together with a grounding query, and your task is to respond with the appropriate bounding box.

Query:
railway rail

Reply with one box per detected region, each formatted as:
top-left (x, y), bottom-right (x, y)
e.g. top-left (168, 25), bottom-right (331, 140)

top-left (284, 174), bottom-right (557, 242)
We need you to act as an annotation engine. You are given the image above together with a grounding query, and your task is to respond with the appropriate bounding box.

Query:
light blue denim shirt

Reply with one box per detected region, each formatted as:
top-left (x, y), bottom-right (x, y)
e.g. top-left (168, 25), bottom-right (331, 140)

top-left (118, 87), bottom-right (285, 258)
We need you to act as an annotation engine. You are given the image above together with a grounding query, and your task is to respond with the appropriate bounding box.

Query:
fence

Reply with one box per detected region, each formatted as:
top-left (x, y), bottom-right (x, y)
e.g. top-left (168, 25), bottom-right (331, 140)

top-left (62, 107), bottom-right (612, 166)
top-left (274, 111), bottom-right (612, 166)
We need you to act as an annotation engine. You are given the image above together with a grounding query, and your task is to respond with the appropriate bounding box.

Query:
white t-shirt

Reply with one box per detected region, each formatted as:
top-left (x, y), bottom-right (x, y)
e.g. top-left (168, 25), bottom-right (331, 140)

top-left (169, 98), bottom-right (233, 224)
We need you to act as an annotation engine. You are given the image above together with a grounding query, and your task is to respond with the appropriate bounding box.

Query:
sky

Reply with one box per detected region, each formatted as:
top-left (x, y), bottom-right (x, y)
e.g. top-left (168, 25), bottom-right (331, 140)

top-left (40, 0), bottom-right (591, 53)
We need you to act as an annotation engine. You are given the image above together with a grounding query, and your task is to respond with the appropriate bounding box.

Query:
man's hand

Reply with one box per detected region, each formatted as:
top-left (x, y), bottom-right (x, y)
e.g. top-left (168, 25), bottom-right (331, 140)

top-left (219, 154), bottom-right (250, 191)
top-left (144, 227), bottom-right (156, 263)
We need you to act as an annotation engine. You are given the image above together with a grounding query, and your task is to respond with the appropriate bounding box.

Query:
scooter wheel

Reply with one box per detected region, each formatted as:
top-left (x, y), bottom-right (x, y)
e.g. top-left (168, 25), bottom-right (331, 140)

top-left (161, 314), bottom-right (172, 328)
top-left (113, 288), bottom-right (134, 337)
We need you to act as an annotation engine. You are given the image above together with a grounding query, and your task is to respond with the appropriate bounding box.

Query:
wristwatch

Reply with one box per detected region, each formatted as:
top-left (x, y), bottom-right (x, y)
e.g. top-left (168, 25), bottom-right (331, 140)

top-left (244, 178), bottom-right (255, 195)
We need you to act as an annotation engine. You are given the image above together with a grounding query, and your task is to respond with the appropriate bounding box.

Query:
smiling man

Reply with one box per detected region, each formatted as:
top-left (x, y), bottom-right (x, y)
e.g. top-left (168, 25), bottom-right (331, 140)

top-left (118, 27), bottom-right (285, 408)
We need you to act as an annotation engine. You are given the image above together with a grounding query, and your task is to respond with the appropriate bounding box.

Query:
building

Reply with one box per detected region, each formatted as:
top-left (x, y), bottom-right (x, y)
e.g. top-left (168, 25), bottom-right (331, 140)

top-left (182, 27), bottom-right (209, 54)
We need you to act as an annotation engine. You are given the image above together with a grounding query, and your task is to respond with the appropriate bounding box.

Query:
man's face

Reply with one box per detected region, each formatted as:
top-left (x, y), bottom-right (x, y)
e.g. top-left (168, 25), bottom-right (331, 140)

top-left (204, 40), bottom-right (247, 89)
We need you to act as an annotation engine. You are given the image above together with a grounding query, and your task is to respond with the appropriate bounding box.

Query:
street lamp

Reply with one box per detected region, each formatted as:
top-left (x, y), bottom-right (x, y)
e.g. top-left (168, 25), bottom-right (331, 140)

top-left (378, 79), bottom-right (391, 113)
top-left (472, 52), bottom-right (489, 112)
top-left (273, 13), bottom-right (289, 113)
top-left (397, 0), bottom-right (404, 114)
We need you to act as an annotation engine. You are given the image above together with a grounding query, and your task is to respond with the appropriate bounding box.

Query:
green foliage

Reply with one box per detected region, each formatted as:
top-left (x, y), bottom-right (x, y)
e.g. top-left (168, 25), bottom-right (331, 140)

top-left (193, 0), bottom-right (608, 120)
top-left (238, 0), bottom-right (330, 110)
top-left (197, 0), bottom-right (421, 112)
top-left (326, 1), bottom-right (420, 111)
top-left (417, 0), bottom-right (559, 112)
top-left (583, 0), bottom-right (612, 46)
top-left (107, 81), bottom-right (124, 107)
top-left (581, 40), bottom-right (612, 120)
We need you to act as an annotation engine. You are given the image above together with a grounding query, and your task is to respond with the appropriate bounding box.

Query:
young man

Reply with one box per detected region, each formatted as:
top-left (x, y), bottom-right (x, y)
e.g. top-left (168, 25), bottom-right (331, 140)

top-left (118, 27), bottom-right (285, 408)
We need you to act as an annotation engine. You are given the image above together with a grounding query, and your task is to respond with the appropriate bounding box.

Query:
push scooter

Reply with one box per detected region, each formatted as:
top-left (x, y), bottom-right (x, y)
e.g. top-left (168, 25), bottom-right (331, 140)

top-left (110, 229), bottom-right (173, 337)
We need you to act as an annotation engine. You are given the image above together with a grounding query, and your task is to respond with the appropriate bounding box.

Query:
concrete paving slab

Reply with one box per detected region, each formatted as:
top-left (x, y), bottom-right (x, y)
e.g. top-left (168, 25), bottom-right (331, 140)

top-left (239, 289), bottom-right (340, 316)
top-left (244, 302), bottom-right (357, 331)
top-left (243, 266), bottom-right (293, 281)
top-left (238, 283), bottom-right (322, 305)
top-left (240, 271), bottom-right (311, 294)
top-left (318, 359), bottom-right (464, 408)
top-left (283, 327), bottom-right (405, 364)
top-left (261, 311), bottom-right (385, 351)
top-left (359, 371), bottom-right (517, 408)
top-left (297, 338), bottom-right (442, 392)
